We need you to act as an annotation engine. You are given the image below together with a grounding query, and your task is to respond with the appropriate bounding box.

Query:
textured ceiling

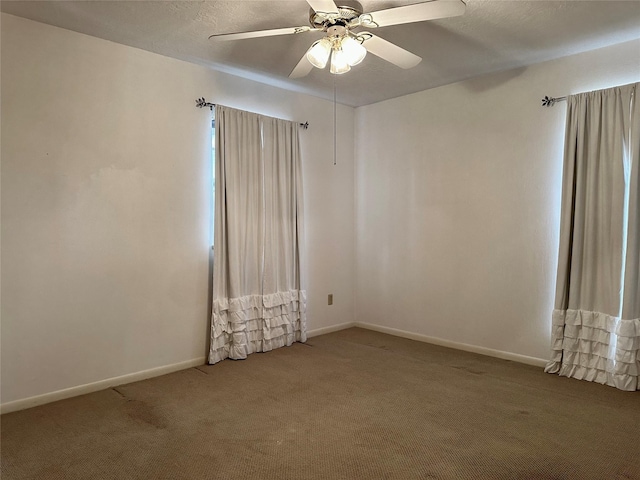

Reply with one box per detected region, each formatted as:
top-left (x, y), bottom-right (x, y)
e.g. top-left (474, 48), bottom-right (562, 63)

top-left (2, 0), bottom-right (640, 106)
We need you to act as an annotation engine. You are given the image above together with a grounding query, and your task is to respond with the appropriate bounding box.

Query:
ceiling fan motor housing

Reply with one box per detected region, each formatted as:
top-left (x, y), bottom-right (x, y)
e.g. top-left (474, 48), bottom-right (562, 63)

top-left (309, 1), bottom-right (364, 31)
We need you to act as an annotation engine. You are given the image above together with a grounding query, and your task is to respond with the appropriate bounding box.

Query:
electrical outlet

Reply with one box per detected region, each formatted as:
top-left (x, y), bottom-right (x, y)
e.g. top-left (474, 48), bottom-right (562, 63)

top-left (328, 294), bottom-right (333, 305)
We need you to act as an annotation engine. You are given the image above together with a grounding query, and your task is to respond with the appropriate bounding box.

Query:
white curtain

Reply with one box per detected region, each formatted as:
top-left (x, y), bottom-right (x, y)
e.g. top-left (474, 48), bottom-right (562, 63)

top-left (545, 83), bottom-right (640, 391)
top-left (209, 105), bottom-right (306, 364)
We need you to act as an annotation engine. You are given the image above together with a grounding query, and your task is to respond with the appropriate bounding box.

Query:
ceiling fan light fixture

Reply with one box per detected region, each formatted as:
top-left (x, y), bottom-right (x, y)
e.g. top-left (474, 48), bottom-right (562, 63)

top-left (341, 36), bottom-right (367, 66)
top-left (330, 48), bottom-right (351, 74)
top-left (306, 38), bottom-right (332, 69)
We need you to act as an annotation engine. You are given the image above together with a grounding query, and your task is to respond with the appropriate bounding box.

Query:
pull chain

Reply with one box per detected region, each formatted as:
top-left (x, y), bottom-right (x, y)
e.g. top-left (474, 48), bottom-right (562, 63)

top-left (333, 74), bottom-right (337, 166)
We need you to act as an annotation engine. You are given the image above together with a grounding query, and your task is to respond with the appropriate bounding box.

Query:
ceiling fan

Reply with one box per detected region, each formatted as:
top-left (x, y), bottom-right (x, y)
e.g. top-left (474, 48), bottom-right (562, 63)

top-left (209, 0), bottom-right (466, 77)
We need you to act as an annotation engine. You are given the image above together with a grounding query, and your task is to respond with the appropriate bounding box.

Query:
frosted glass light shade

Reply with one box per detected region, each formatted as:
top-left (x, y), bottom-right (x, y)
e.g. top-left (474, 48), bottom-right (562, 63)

top-left (341, 37), bottom-right (367, 66)
top-left (306, 39), bottom-right (332, 69)
top-left (330, 49), bottom-right (351, 74)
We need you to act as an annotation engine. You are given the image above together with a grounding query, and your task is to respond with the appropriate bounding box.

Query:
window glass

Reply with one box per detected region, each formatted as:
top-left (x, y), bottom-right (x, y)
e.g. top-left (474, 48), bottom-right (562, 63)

top-left (211, 114), bottom-right (215, 247)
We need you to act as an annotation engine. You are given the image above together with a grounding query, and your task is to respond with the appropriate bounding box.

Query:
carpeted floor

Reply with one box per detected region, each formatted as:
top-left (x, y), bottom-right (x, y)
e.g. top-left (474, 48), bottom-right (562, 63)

top-left (2, 327), bottom-right (639, 479)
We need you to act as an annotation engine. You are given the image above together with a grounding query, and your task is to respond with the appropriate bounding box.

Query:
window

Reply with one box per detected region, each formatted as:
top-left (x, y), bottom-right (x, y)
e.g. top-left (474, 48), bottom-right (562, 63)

top-left (211, 113), bottom-right (216, 248)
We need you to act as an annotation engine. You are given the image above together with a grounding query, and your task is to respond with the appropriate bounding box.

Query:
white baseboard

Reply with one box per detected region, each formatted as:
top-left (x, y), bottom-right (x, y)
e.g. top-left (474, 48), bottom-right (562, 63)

top-left (307, 321), bottom-right (356, 338)
top-left (354, 322), bottom-right (547, 368)
top-left (1, 356), bottom-right (206, 415)
top-left (2, 323), bottom-right (547, 414)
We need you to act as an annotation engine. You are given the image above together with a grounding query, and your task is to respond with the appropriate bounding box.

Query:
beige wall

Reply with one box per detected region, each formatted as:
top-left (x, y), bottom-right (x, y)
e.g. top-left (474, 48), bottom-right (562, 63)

top-left (1, 13), bottom-right (356, 406)
top-left (355, 39), bottom-right (640, 362)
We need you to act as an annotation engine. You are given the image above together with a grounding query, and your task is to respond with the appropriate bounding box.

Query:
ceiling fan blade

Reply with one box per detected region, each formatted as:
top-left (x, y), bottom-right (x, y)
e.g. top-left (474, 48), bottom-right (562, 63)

top-left (361, 34), bottom-right (421, 69)
top-left (209, 26), bottom-right (313, 41)
top-left (366, 0), bottom-right (466, 27)
top-left (306, 0), bottom-right (339, 14)
top-left (290, 54), bottom-right (314, 79)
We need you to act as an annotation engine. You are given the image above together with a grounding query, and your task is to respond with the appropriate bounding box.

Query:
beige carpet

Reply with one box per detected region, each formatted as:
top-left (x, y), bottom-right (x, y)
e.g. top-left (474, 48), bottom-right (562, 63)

top-left (2, 327), bottom-right (639, 479)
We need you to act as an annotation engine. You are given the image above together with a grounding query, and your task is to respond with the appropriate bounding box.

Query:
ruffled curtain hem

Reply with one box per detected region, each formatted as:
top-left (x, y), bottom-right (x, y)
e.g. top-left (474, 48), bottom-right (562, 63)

top-left (545, 309), bottom-right (640, 391)
top-left (208, 290), bottom-right (307, 365)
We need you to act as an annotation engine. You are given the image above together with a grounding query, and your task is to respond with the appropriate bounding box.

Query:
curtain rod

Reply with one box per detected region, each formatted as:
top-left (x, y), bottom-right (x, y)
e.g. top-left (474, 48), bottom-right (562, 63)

top-left (195, 98), bottom-right (309, 129)
top-left (541, 95), bottom-right (567, 107)
top-left (543, 82), bottom-right (638, 107)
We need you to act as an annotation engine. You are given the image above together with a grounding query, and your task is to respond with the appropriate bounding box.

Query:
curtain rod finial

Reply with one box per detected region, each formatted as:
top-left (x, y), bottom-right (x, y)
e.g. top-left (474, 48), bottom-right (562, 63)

top-left (542, 95), bottom-right (567, 107)
top-left (196, 97), bottom-right (214, 110)
top-left (542, 96), bottom-right (556, 107)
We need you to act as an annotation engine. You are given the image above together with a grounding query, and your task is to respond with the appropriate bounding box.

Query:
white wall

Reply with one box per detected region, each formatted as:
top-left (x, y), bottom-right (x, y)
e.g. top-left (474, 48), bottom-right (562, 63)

top-left (1, 13), bottom-right (355, 408)
top-left (4, 13), bottom-right (637, 411)
top-left (355, 39), bottom-right (640, 362)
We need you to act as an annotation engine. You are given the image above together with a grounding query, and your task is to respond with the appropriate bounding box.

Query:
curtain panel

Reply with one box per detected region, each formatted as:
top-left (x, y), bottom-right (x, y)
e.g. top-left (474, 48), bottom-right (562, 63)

top-left (546, 83), bottom-right (640, 391)
top-left (209, 105), bottom-right (306, 364)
